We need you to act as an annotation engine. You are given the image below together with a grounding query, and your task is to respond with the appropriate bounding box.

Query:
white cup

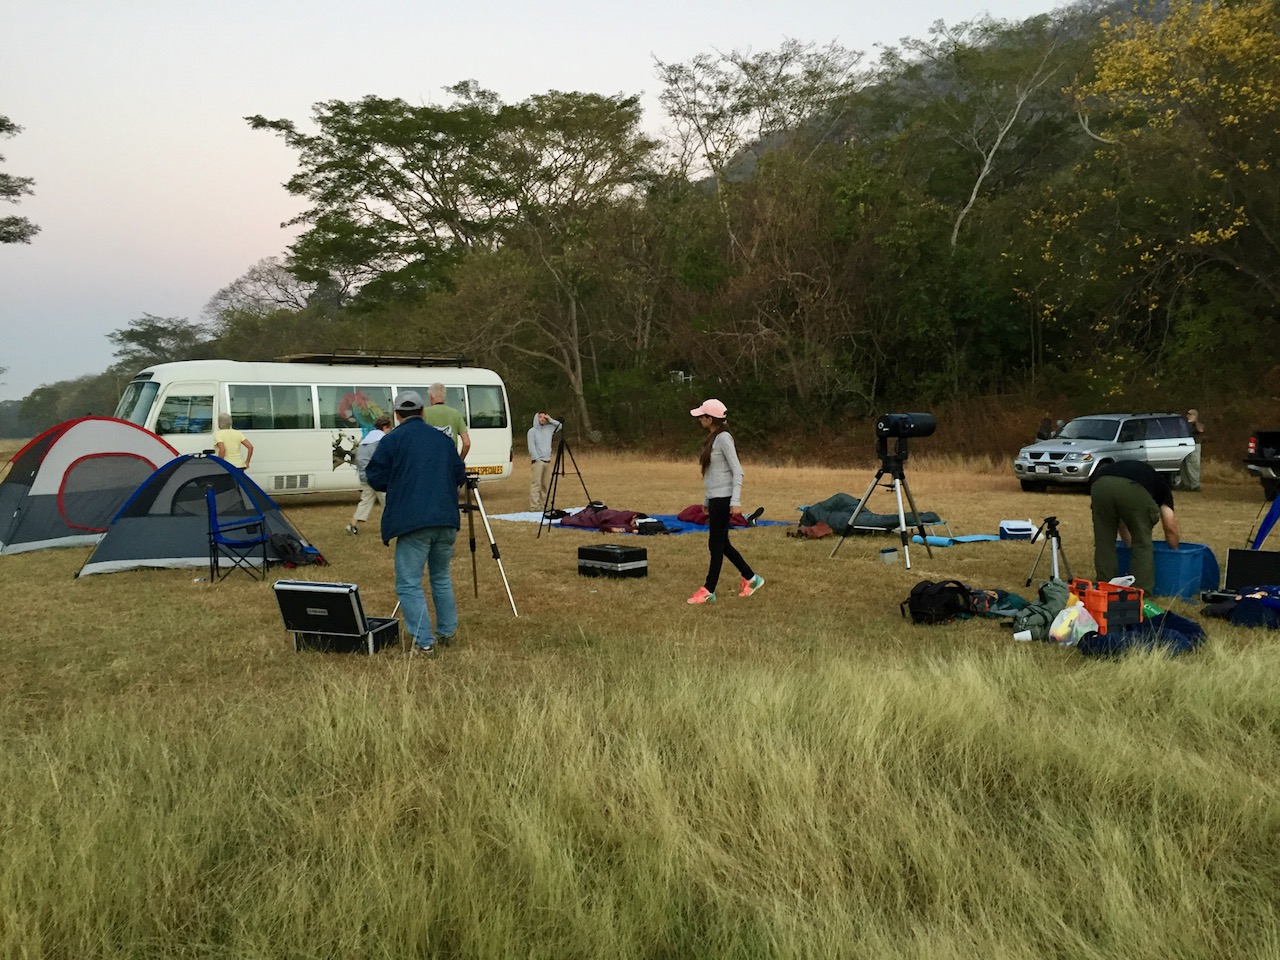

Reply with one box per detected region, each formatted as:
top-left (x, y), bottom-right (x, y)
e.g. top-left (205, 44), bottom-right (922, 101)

top-left (1013, 630), bottom-right (1033, 642)
top-left (879, 548), bottom-right (898, 564)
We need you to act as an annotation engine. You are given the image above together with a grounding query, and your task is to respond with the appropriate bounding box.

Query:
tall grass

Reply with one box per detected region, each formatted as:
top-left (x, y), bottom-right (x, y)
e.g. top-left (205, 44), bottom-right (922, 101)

top-left (3, 641), bottom-right (1278, 959)
top-left (2, 453), bottom-right (1277, 957)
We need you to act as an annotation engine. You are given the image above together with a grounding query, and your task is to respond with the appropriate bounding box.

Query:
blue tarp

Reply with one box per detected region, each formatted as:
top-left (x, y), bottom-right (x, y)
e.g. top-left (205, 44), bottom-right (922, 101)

top-left (910, 534), bottom-right (1001, 547)
top-left (492, 510), bottom-right (788, 535)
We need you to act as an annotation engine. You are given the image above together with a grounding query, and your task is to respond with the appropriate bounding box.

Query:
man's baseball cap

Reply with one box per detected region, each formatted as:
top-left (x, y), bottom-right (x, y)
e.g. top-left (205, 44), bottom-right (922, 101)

top-left (394, 390), bottom-right (424, 412)
top-left (690, 399), bottom-right (727, 419)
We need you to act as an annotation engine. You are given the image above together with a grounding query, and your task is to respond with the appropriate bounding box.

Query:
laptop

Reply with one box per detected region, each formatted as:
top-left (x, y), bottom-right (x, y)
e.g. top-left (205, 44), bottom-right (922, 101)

top-left (1200, 549), bottom-right (1280, 603)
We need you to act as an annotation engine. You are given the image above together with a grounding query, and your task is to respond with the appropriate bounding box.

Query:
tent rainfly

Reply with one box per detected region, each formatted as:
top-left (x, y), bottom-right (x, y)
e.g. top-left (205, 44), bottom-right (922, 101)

top-left (0, 416), bottom-right (178, 555)
top-left (77, 453), bottom-right (316, 576)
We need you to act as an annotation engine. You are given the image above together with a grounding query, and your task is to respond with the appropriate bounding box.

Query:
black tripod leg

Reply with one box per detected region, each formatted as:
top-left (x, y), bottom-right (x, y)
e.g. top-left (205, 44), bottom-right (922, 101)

top-left (466, 482), bottom-right (479, 598)
top-left (830, 470), bottom-right (884, 558)
top-left (560, 440), bottom-right (591, 504)
top-left (537, 442), bottom-right (564, 538)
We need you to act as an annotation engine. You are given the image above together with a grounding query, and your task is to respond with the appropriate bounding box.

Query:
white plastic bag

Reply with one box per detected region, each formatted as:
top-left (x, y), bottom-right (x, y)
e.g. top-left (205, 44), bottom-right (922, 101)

top-left (1048, 604), bottom-right (1100, 646)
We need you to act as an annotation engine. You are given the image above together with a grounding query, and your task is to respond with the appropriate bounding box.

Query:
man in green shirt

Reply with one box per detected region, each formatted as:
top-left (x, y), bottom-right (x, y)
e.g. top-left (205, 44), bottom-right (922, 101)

top-left (420, 382), bottom-right (470, 463)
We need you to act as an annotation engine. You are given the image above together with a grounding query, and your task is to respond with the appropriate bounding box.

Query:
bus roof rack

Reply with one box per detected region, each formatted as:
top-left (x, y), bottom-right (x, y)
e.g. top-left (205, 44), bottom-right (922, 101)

top-left (276, 351), bottom-right (472, 367)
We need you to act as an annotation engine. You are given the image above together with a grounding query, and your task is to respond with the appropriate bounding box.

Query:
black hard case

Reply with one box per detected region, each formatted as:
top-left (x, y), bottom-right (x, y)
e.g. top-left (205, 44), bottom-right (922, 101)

top-left (273, 580), bottom-right (400, 654)
top-left (578, 544), bottom-right (648, 578)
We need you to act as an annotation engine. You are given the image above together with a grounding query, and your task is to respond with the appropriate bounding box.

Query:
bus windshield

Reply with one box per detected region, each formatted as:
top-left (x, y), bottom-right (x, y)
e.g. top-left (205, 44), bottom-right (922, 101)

top-left (114, 380), bottom-right (160, 426)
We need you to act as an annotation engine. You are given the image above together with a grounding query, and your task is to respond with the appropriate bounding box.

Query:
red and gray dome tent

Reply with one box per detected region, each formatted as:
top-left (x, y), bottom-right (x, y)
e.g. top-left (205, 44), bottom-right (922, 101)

top-left (77, 453), bottom-right (317, 577)
top-left (0, 417), bottom-right (178, 555)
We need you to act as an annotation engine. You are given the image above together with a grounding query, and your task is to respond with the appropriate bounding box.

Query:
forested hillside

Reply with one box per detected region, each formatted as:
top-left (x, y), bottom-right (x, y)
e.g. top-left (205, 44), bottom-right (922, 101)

top-left (13, 0), bottom-right (1279, 457)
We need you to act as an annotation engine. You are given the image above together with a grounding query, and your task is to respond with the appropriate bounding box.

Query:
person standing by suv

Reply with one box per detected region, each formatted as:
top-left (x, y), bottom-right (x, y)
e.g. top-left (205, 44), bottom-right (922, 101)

top-left (1180, 408), bottom-right (1205, 492)
top-left (1091, 460), bottom-right (1180, 594)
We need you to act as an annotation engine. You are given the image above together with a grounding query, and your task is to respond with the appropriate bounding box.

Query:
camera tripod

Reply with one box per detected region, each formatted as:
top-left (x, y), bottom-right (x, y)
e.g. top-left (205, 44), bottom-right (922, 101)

top-left (537, 425), bottom-right (591, 538)
top-left (464, 475), bottom-right (519, 616)
top-left (830, 434), bottom-right (934, 569)
top-left (1026, 515), bottom-right (1072, 586)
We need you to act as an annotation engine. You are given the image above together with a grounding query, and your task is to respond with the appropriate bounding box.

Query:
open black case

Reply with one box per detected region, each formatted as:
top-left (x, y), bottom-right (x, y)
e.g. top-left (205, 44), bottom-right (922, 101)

top-left (273, 580), bottom-right (400, 654)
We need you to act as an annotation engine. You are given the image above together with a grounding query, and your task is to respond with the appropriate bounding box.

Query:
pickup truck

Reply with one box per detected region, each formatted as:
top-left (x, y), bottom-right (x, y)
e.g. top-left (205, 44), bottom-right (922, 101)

top-left (1245, 430), bottom-right (1280, 500)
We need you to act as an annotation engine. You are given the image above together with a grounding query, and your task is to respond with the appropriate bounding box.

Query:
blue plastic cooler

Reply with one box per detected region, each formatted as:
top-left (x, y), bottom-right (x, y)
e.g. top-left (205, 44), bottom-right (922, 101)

top-left (1114, 541), bottom-right (1219, 599)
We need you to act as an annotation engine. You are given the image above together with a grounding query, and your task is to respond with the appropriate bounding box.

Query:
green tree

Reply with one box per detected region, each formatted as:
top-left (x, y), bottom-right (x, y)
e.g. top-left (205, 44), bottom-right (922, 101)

top-left (253, 86), bottom-right (658, 433)
top-left (247, 83), bottom-right (517, 302)
top-left (0, 116), bottom-right (39, 244)
top-left (203, 257), bottom-right (323, 320)
top-left (655, 40), bottom-right (864, 184)
top-left (108, 314), bottom-right (212, 375)
top-left (20, 372), bottom-right (124, 431)
top-left (870, 16), bottom-right (1084, 249)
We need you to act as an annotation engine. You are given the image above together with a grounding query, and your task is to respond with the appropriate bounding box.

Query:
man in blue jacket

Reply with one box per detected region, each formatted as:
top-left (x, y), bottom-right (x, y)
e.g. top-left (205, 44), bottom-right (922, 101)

top-left (366, 390), bottom-right (468, 654)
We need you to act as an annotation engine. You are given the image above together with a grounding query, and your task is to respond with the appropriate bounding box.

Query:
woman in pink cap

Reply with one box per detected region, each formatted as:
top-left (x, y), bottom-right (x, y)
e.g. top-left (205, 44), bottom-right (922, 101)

top-left (688, 398), bottom-right (764, 604)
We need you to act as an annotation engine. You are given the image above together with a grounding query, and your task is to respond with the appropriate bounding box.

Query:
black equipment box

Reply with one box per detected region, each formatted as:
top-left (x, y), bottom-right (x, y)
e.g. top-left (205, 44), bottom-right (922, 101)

top-left (578, 544), bottom-right (648, 578)
top-left (273, 580), bottom-right (400, 654)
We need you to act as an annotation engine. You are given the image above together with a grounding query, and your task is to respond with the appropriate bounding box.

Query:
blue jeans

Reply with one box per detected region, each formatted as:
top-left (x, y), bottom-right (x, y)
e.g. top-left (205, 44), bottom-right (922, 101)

top-left (394, 526), bottom-right (458, 646)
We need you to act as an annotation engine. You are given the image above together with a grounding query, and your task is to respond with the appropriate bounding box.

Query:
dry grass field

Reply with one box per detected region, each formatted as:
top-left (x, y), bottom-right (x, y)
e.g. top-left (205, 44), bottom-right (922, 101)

top-left (2, 448), bottom-right (1278, 958)
top-left (3, 450), bottom-right (1268, 713)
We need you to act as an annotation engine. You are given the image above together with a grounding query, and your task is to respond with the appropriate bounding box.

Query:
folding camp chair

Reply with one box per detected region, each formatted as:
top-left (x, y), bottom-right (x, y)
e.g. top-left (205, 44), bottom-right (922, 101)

top-left (206, 486), bottom-right (270, 581)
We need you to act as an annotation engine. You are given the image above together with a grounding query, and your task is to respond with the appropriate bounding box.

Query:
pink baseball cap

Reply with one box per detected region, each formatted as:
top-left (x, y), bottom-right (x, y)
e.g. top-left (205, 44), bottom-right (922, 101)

top-left (690, 399), bottom-right (727, 419)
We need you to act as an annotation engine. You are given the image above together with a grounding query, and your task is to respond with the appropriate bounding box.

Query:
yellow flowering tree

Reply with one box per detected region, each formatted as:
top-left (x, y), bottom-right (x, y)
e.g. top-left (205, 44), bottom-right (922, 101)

top-left (1074, 0), bottom-right (1280, 300)
top-left (1007, 0), bottom-right (1279, 390)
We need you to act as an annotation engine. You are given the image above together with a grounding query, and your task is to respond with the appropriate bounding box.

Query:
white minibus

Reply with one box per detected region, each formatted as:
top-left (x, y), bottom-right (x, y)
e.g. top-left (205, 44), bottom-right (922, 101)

top-left (112, 356), bottom-right (513, 495)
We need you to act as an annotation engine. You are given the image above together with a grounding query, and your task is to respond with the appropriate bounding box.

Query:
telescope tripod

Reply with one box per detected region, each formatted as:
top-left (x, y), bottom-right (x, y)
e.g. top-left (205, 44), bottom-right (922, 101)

top-left (1026, 515), bottom-right (1072, 586)
top-left (537, 429), bottom-right (591, 538)
top-left (463, 475), bottom-right (519, 616)
top-left (831, 436), bottom-right (934, 569)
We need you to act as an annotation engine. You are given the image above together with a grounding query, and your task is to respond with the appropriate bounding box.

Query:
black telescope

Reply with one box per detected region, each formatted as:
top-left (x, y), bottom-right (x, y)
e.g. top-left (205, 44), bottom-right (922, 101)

top-left (875, 412), bottom-right (936, 439)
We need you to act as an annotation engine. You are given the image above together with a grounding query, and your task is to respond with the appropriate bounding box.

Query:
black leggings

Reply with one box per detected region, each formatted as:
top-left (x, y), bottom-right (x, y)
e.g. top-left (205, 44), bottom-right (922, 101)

top-left (705, 497), bottom-right (754, 592)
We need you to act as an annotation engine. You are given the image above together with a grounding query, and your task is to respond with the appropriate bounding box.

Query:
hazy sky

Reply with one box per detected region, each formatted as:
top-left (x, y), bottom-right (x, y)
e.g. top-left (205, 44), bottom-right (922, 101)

top-left (1, 0), bottom-right (1053, 403)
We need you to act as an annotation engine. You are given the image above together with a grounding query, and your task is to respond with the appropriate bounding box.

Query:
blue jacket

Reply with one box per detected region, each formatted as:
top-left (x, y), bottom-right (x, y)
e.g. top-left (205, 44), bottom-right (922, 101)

top-left (365, 416), bottom-right (467, 543)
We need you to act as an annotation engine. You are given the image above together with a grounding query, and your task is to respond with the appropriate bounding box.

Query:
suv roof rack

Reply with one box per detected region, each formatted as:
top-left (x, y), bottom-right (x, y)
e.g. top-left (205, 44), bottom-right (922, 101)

top-left (276, 351), bottom-right (471, 367)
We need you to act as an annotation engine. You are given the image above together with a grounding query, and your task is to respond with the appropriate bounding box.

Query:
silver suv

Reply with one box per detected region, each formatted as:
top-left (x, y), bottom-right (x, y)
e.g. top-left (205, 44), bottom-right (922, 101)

top-left (1013, 413), bottom-right (1194, 491)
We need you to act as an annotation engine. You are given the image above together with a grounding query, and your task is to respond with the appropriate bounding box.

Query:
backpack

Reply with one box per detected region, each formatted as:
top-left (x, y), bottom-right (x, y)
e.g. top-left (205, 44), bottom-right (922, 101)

top-left (901, 580), bottom-right (975, 625)
top-left (269, 532), bottom-right (324, 567)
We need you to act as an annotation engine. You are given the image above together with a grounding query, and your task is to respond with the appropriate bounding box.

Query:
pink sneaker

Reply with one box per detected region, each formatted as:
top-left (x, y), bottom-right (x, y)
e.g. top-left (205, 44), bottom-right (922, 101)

top-left (687, 586), bottom-right (716, 604)
top-left (739, 574), bottom-right (765, 597)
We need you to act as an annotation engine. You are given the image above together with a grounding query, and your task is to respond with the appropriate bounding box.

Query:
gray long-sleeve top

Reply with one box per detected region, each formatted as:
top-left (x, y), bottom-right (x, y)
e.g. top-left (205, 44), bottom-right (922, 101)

top-left (527, 414), bottom-right (562, 461)
top-left (703, 431), bottom-right (744, 506)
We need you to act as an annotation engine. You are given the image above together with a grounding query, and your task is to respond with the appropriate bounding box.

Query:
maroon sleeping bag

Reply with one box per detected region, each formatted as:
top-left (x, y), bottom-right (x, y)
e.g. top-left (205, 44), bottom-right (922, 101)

top-left (676, 504), bottom-right (748, 526)
top-left (560, 506), bottom-right (641, 531)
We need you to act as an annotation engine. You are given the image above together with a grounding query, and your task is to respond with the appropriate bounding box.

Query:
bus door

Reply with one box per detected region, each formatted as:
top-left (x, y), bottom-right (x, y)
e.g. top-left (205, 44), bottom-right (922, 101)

top-left (152, 382), bottom-right (215, 445)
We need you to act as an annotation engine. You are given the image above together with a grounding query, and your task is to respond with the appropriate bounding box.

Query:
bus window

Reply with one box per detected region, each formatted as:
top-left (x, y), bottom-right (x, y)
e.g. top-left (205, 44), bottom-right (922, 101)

top-left (230, 384), bottom-right (315, 430)
top-left (317, 385), bottom-right (393, 430)
top-left (114, 380), bottom-right (160, 426)
top-left (405, 385), bottom-right (466, 418)
top-left (467, 385), bottom-right (508, 429)
top-left (155, 391), bottom-right (214, 435)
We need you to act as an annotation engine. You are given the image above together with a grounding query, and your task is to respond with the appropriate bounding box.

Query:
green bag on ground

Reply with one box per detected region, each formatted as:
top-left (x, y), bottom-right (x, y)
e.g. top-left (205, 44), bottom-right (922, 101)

top-left (1011, 578), bottom-right (1070, 642)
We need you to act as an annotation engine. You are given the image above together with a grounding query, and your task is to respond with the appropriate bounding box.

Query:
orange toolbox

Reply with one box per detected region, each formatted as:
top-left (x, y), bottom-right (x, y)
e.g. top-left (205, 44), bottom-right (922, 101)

top-left (1069, 578), bottom-right (1144, 635)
